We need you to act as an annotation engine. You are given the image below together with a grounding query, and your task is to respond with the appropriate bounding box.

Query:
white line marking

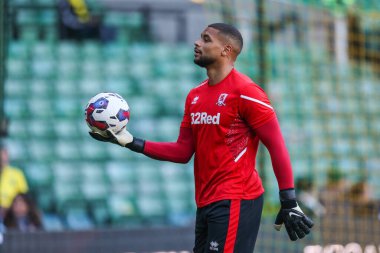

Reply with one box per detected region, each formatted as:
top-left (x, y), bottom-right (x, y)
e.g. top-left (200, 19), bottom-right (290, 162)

top-left (234, 147), bottom-right (247, 162)
top-left (240, 95), bottom-right (273, 110)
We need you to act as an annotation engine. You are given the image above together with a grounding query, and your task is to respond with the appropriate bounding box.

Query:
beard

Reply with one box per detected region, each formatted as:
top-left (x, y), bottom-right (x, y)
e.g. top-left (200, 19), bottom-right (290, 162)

top-left (194, 55), bottom-right (216, 67)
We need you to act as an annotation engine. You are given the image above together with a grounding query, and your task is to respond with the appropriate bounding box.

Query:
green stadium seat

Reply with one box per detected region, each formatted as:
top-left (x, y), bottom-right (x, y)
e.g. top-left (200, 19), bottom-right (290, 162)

top-left (136, 163), bottom-right (161, 181)
top-left (104, 12), bottom-right (140, 27)
top-left (104, 78), bottom-right (134, 97)
top-left (155, 117), bottom-right (181, 141)
top-left (81, 182), bottom-right (109, 202)
top-left (88, 199), bottom-right (110, 227)
top-left (104, 12), bottom-right (144, 42)
top-left (8, 119), bottom-right (30, 141)
top-left (103, 43), bottom-right (128, 60)
top-left (105, 143), bottom-right (134, 160)
top-left (53, 119), bottom-right (80, 139)
top-left (53, 162), bottom-right (81, 182)
top-left (104, 59), bottom-right (127, 79)
top-left (28, 140), bottom-right (55, 162)
top-left (39, 9), bottom-right (57, 27)
top-left (136, 180), bottom-right (163, 199)
top-left (24, 162), bottom-right (52, 188)
top-left (42, 213), bottom-right (65, 231)
top-left (35, 187), bottom-right (55, 211)
top-left (106, 161), bottom-right (136, 185)
top-left (30, 78), bottom-right (52, 98)
top-left (126, 101), bottom-right (157, 120)
top-left (54, 78), bottom-right (80, 98)
top-left (81, 163), bottom-right (107, 183)
top-left (55, 141), bottom-right (81, 160)
top-left (64, 204), bottom-right (95, 230)
top-left (8, 41), bottom-right (30, 59)
top-left (16, 9), bottom-right (39, 42)
top-left (34, 0), bottom-right (57, 6)
top-left (166, 197), bottom-right (194, 226)
top-left (16, 9), bottom-right (39, 25)
top-left (85, 0), bottom-right (104, 9)
top-left (31, 58), bottom-right (56, 79)
top-left (136, 195), bottom-right (167, 225)
top-left (7, 58), bottom-right (29, 79)
top-left (81, 59), bottom-right (102, 78)
top-left (80, 161), bottom-right (107, 180)
top-left (128, 43), bottom-right (152, 57)
top-left (54, 182), bottom-right (83, 210)
top-left (57, 42), bottom-right (80, 60)
top-left (80, 139), bottom-right (109, 160)
top-left (78, 119), bottom-right (91, 136)
top-left (127, 61), bottom-right (152, 80)
top-left (160, 163), bottom-right (194, 224)
top-left (4, 79), bottom-right (26, 98)
top-left (28, 119), bottom-right (55, 138)
top-left (107, 194), bottom-right (140, 227)
top-left (159, 163), bottom-right (188, 182)
top-left (9, 0), bottom-right (32, 6)
top-left (82, 41), bottom-right (102, 59)
top-left (6, 139), bottom-right (29, 163)
top-left (79, 77), bottom-right (104, 97)
top-left (32, 42), bottom-right (55, 59)
top-left (54, 97), bottom-right (82, 118)
top-left (105, 161), bottom-right (136, 196)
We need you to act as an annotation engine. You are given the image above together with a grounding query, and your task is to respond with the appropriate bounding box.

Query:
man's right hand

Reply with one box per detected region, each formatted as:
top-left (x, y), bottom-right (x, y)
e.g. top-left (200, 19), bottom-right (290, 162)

top-left (89, 128), bottom-right (133, 147)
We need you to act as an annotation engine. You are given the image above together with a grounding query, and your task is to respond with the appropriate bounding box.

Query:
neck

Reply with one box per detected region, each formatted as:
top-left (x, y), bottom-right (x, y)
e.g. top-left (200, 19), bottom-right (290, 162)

top-left (206, 63), bottom-right (234, 85)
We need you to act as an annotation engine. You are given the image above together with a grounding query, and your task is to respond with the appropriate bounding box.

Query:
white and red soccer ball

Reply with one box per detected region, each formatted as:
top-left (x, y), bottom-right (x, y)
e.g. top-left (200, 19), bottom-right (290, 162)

top-left (85, 92), bottom-right (130, 136)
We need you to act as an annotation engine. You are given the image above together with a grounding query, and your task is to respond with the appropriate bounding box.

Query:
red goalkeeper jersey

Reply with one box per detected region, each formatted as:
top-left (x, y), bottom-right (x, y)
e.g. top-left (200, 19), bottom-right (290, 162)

top-left (180, 68), bottom-right (276, 207)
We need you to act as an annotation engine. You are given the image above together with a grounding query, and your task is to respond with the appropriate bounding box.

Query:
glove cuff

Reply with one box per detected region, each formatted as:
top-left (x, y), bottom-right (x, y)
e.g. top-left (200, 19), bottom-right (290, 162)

top-left (279, 188), bottom-right (297, 209)
top-left (125, 137), bottom-right (145, 153)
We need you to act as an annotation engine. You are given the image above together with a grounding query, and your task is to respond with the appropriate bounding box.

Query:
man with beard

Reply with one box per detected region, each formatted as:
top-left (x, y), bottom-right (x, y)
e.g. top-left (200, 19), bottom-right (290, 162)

top-left (90, 23), bottom-right (313, 252)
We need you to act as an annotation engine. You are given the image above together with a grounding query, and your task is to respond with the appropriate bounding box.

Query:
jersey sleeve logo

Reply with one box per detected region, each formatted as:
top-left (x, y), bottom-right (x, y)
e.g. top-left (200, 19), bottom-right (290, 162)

top-left (191, 96), bottom-right (199, 104)
top-left (216, 93), bottom-right (228, 106)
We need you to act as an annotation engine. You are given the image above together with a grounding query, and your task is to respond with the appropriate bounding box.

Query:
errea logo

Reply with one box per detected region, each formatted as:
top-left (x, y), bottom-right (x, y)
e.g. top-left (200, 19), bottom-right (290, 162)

top-left (210, 241), bottom-right (219, 251)
top-left (191, 112), bottom-right (220, 125)
top-left (191, 96), bottom-right (199, 104)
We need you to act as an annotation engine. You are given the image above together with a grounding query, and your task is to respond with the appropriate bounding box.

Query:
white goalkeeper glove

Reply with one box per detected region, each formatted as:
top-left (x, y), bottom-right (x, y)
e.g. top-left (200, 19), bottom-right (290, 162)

top-left (89, 128), bottom-right (145, 153)
top-left (274, 188), bottom-right (314, 241)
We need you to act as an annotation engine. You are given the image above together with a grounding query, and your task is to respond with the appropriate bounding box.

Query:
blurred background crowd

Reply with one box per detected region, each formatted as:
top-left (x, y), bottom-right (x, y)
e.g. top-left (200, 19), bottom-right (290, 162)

top-left (0, 0), bottom-right (379, 252)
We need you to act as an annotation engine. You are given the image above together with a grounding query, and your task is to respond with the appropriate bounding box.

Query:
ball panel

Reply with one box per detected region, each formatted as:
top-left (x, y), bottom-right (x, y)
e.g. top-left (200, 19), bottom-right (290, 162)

top-left (85, 92), bottom-right (130, 134)
top-left (116, 108), bottom-right (130, 121)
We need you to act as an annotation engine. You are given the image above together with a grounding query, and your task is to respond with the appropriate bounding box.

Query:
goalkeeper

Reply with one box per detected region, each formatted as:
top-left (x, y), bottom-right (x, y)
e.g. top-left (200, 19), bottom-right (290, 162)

top-left (90, 23), bottom-right (313, 253)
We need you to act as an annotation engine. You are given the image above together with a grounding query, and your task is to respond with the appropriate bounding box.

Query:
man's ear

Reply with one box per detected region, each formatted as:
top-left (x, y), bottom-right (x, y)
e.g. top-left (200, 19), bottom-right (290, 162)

top-left (222, 45), bottom-right (233, 56)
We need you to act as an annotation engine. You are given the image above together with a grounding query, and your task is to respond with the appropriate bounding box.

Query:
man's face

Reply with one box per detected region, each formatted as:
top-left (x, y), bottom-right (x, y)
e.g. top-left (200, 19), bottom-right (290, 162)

top-left (194, 27), bottom-right (226, 67)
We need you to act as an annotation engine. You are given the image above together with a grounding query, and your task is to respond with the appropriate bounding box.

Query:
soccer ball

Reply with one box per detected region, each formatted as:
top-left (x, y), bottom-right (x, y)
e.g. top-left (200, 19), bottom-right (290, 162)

top-left (85, 92), bottom-right (130, 136)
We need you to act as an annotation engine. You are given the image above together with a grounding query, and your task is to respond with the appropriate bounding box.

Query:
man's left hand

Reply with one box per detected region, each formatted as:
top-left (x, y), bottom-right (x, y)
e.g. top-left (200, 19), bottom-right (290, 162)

top-left (274, 189), bottom-right (314, 241)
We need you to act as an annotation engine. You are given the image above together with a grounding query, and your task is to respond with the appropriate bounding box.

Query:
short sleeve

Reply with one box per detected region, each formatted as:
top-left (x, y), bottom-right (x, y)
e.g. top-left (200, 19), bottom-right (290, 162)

top-left (180, 93), bottom-right (192, 128)
top-left (239, 83), bottom-right (276, 129)
top-left (17, 169), bottom-right (29, 194)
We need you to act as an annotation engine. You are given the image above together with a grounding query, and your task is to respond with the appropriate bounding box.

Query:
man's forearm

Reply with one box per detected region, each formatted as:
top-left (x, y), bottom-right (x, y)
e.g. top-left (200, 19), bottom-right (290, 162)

top-left (255, 117), bottom-right (294, 189)
top-left (143, 127), bottom-right (195, 164)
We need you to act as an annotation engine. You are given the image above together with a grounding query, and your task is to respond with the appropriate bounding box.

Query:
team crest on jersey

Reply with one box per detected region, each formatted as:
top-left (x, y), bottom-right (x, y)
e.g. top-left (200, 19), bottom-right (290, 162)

top-left (191, 96), bottom-right (199, 104)
top-left (216, 93), bottom-right (228, 106)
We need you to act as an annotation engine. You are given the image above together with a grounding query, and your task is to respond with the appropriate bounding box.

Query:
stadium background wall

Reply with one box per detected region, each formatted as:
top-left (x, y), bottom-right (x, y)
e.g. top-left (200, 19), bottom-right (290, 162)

top-left (1, 0), bottom-right (380, 252)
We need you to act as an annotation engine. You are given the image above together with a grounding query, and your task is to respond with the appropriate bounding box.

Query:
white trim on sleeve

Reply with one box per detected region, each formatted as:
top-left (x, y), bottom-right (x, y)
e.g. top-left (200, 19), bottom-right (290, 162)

top-left (240, 95), bottom-right (273, 110)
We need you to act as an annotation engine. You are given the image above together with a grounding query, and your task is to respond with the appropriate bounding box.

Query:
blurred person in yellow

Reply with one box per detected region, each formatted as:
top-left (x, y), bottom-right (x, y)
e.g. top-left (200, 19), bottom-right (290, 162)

top-left (0, 142), bottom-right (29, 218)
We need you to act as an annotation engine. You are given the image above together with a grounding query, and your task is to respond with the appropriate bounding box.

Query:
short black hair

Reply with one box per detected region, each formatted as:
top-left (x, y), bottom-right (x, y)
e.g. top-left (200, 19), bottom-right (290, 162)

top-left (208, 23), bottom-right (243, 54)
